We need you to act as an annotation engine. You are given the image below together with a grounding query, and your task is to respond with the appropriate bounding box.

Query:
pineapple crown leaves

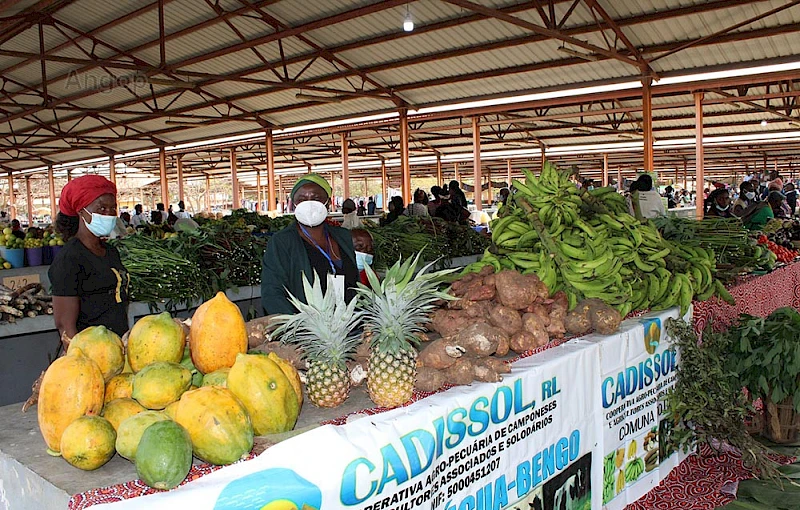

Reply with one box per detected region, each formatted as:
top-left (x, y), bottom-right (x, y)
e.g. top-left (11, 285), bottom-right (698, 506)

top-left (270, 272), bottom-right (363, 366)
top-left (356, 251), bottom-right (457, 352)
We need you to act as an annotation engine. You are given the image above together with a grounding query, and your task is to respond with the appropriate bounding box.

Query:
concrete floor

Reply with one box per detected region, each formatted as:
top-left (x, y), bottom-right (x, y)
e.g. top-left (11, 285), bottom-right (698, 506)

top-left (0, 385), bottom-right (376, 509)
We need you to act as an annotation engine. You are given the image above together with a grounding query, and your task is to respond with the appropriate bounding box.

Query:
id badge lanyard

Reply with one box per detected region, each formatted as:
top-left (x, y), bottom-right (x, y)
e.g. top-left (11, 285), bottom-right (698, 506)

top-left (299, 224), bottom-right (345, 299)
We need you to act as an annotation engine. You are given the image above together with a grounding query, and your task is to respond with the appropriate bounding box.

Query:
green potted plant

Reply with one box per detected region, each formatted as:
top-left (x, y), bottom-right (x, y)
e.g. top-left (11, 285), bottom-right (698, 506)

top-left (728, 307), bottom-right (800, 443)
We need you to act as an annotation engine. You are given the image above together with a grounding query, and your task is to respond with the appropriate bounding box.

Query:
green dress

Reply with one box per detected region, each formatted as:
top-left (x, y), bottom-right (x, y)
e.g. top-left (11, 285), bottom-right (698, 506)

top-left (745, 205), bottom-right (774, 230)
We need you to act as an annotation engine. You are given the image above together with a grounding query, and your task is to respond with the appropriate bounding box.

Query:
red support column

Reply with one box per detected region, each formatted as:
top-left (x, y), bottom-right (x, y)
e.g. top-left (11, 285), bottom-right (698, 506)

top-left (25, 177), bottom-right (33, 225)
top-left (176, 157), bottom-right (185, 203)
top-left (341, 132), bottom-right (350, 200)
top-left (48, 165), bottom-right (57, 218)
top-left (108, 154), bottom-right (116, 186)
top-left (230, 148), bottom-right (241, 210)
top-left (159, 148), bottom-right (169, 207)
top-left (266, 130), bottom-right (276, 212)
top-left (643, 78), bottom-right (654, 173)
top-left (472, 116), bottom-right (482, 210)
top-left (695, 92), bottom-right (705, 220)
top-left (399, 110), bottom-right (411, 205)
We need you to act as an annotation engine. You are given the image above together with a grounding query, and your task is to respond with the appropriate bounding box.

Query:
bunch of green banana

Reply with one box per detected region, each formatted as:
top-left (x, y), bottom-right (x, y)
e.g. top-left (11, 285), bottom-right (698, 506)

top-left (481, 161), bottom-right (735, 314)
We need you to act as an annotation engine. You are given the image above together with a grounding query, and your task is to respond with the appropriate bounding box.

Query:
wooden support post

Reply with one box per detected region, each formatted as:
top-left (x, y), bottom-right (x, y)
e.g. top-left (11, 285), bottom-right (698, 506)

top-left (507, 160), bottom-right (512, 189)
top-left (330, 172), bottom-right (335, 205)
top-left (381, 160), bottom-right (388, 211)
top-left (204, 175), bottom-right (211, 212)
top-left (25, 177), bottom-right (33, 225)
top-left (399, 110), bottom-right (411, 205)
top-left (7, 173), bottom-right (14, 220)
top-left (436, 155), bottom-right (442, 185)
top-left (539, 141), bottom-right (546, 171)
top-left (266, 130), bottom-right (276, 212)
top-left (454, 163), bottom-right (459, 182)
top-left (48, 165), bottom-right (57, 218)
top-left (602, 153), bottom-right (609, 187)
top-left (695, 92), bottom-right (705, 220)
top-left (472, 116), bottom-right (482, 210)
top-left (278, 175), bottom-right (283, 212)
top-left (176, 157), bottom-right (185, 203)
top-left (158, 147), bottom-right (169, 207)
top-left (108, 154), bottom-right (116, 186)
top-left (341, 132), bottom-right (350, 201)
top-left (230, 148), bottom-right (240, 209)
top-left (643, 78), bottom-right (654, 173)
top-left (66, 170), bottom-right (72, 182)
top-left (617, 167), bottom-right (623, 192)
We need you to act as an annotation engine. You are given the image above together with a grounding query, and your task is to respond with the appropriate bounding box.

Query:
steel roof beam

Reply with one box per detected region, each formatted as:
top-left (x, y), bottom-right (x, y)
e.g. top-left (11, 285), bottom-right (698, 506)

top-left (441, 0), bottom-right (639, 68)
top-left (1, 1), bottom-right (785, 142)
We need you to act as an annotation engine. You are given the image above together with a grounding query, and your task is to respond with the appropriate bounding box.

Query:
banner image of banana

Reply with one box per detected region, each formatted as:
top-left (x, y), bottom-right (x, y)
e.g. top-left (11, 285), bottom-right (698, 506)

top-left (467, 161), bottom-right (734, 315)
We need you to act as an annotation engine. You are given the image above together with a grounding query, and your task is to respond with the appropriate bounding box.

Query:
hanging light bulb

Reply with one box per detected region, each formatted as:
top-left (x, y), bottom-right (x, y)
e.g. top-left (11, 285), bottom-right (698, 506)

top-left (403, 5), bottom-right (414, 32)
top-left (761, 119), bottom-right (768, 127)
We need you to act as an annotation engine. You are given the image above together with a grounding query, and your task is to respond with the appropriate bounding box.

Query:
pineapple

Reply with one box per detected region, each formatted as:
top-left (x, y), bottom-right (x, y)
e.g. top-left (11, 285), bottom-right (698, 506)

top-left (271, 274), bottom-right (362, 408)
top-left (356, 253), bottom-right (456, 408)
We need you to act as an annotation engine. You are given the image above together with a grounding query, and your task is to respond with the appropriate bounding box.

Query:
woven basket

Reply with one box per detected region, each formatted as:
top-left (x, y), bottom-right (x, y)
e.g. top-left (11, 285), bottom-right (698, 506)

top-left (745, 405), bottom-right (765, 436)
top-left (764, 396), bottom-right (800, 443)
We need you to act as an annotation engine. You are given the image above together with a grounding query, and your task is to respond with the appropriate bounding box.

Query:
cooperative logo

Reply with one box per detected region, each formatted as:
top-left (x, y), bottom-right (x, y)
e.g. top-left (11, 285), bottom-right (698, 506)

top-left (214, 468), bottom-right (322, 510)
top-left (640, 318), bottom-right (661, 355)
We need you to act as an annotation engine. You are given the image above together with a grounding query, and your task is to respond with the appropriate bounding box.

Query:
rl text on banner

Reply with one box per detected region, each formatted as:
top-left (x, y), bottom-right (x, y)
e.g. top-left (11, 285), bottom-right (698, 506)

top-left (99, 341), bottom-right (602, 510)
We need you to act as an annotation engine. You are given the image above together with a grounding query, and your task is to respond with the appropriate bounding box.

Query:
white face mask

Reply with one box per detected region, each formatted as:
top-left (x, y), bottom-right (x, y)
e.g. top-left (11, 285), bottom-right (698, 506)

top-left (745, 192), bottom-right (756, 200)
top-left (294, 200), bottom-right (327, 227)
top-left (355, 251), bottom-right (374, 271)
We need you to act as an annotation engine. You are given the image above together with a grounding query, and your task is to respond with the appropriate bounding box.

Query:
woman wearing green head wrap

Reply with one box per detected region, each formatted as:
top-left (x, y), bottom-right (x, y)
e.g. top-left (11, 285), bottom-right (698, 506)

top-left (261, 173), bottom-right (359, 315)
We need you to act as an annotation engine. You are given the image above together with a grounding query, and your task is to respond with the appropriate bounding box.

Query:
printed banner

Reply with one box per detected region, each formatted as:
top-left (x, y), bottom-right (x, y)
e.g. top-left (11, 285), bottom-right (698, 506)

top-left (594, 309), bottom-right (685, 509)
top-left (99, 310), bottom-right (687, 510)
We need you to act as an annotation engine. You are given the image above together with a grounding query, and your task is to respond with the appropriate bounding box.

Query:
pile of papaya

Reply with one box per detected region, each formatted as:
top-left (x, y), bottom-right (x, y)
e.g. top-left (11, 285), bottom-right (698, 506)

top-left (35, 292), bottom-right (301, 490)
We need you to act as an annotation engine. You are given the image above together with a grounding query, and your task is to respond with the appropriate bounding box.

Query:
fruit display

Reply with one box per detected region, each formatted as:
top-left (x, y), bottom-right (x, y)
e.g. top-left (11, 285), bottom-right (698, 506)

top-left (0, 282), bottom-right (53, 322)
top-left (0, 227), bottom-right (24, 249)
top-left (271, 274), bottom-right (364, 408)
top-left (32, 294), bottom-right (300, 489)
top-left (469, 162), bottom-right (730, 316)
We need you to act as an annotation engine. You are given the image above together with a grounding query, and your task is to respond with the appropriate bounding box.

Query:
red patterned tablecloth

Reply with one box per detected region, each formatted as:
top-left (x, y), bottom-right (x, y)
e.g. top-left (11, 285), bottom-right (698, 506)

top-left (693, 261), bottom-right (800, 335)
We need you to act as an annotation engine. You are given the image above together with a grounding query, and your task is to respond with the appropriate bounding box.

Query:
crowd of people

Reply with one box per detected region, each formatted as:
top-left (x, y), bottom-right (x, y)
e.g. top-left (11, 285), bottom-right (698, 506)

top-left (624, 169), bottom-right (797, 230)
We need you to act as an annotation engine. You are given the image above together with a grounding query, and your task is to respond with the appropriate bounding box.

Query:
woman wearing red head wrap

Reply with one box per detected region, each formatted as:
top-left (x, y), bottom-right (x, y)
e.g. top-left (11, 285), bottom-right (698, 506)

top-left (48, 175), bottom-right (130, 341)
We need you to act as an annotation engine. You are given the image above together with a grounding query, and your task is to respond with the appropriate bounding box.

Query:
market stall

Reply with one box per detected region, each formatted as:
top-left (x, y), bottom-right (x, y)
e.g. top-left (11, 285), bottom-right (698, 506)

top-left (0, 307), bottom-right (684, 510)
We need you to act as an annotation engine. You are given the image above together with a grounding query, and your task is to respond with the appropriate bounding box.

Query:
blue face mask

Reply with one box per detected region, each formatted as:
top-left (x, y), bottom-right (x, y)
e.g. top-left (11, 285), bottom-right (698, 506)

top-left (355, 251), bottom-right (373, 271)
top-left (82, 209), bottom-right (117, 237)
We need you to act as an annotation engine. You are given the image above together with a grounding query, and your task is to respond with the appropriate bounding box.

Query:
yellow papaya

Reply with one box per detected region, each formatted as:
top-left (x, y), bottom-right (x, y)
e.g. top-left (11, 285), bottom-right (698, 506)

top-left (104, 373), bottom-right (134, 404)
top-left (132, 362), bottom-right (192, 410)
top-left (227, 354), bottom-right (299, 436)
top-left (116, 410), bottom-right (169, 461)
top-left (174, 386), bottom-right (253, 465)
top-left (190, 292), bottom-right (247, 374)
top-left (127, 312), bottom-right (186, 373)
top-left (102, 398), bottom-right (146, 432)
top-left (38, 347), bottom-right (105, 454)
top-left (67, 326), bottom-right (125, 382)
top-left (267, 352), bottom-right (303, 408)
top-left (60, 416), bottom-right (116, 471)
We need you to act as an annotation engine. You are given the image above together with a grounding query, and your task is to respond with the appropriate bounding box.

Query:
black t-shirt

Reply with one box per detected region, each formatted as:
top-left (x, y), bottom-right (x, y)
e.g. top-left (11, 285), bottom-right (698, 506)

top-left (301, 235), bottom-right (359, 304)
top-left (48, 238), bottom-right (130, 337)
